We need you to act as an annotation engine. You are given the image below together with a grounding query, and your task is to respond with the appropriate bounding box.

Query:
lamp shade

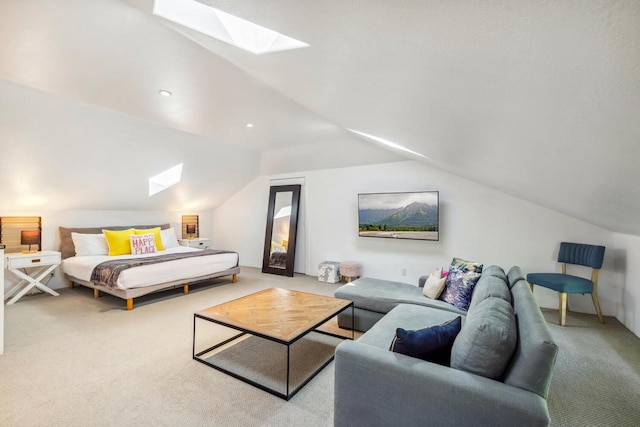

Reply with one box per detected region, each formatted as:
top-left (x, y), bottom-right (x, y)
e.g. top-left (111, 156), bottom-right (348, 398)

top-left (186, 224), bottom-right (196, 234)
top-left (21, 230), bottom-right (40, 245)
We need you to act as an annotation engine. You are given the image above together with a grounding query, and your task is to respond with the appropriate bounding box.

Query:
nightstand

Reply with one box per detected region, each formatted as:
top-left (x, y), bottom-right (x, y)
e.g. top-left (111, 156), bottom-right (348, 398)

top-left (4, 251), bottom-right (61, 305)
top-left (178, 238), bottom-right (211, 249)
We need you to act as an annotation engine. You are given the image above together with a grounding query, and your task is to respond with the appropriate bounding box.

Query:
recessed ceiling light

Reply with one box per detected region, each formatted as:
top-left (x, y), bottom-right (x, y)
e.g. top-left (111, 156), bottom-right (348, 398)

top-left (153, 0), bottom-right (309, 55)
top-left (158, 90), bottom-right (172, 97)
top-left (347, 129), bottom-right (426, 158)
top-left (246, 123), bottom-right (254, 128)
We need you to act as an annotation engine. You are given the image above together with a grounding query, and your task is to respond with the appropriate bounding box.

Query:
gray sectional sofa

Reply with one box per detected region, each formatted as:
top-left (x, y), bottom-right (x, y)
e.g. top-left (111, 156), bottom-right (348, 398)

top-left (333, 266), bottom-right (558, 427)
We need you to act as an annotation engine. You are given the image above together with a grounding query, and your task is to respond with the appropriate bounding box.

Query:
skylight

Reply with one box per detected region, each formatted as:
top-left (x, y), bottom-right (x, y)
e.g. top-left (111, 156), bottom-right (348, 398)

top-left (153, 0), bottom-right (309, 55)
top-left (347, 129), bottom-right (426, 158)
top-left (149, 163), bottom-right (183, 196)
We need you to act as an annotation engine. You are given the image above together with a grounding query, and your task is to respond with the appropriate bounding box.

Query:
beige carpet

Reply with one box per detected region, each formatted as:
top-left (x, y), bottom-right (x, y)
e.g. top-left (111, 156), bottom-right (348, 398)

top-left (1, 267), bottom-right (639, 426)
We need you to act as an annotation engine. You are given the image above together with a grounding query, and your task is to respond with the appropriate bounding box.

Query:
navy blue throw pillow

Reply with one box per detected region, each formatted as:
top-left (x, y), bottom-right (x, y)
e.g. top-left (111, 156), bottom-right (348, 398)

top-left (389, 317), bottom-right (462, 365)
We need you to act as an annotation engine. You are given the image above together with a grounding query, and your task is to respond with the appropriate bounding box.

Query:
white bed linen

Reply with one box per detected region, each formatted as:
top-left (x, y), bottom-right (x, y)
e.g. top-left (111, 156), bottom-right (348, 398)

top-left (62, 246), bottom-right (238, 290)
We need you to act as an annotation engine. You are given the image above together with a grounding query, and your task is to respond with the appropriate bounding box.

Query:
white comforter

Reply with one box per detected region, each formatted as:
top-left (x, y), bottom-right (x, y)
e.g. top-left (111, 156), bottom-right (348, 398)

top-left (62, 246), bottom-right (238, 290)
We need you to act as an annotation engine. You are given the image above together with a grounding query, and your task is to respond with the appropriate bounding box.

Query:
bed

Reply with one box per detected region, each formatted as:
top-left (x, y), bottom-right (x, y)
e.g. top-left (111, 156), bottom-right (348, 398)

top-left (60, 224), bottom-right (240, 310)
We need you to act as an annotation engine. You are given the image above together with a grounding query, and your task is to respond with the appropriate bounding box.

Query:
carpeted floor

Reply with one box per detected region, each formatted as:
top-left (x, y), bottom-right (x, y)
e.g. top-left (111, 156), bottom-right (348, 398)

top-left (1, 267), bottom-right (639, 426)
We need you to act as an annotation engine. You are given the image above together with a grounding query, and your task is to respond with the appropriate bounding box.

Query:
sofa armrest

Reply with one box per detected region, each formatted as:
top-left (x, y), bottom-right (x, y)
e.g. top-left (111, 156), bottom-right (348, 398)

top-left (418, 275), bottom-right (428, 288)
top-left (334, 341), bottom-right (550, 427)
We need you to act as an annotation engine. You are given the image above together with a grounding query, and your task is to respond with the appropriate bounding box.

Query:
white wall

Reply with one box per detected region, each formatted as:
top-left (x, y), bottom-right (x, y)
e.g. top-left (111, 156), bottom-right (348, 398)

top-left (613, 232), bottom-right (640, 336)
top-left (2, 209), bottom-right (213, 291)
top-left (213, 160), bottom-right (624, 323)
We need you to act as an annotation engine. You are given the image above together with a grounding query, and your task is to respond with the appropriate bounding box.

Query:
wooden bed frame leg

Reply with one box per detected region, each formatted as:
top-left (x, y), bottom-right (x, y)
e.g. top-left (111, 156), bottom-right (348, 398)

top-left (126, 299), bottom-right (133, 311)
top-left (68, 280), bottom-right (75, 288)
top-left (183, 284), bottom-right (189, 294)
top-left (232, 274), bottom-right (237, 284)
top-left (94, 289), bottom-right (100, 298)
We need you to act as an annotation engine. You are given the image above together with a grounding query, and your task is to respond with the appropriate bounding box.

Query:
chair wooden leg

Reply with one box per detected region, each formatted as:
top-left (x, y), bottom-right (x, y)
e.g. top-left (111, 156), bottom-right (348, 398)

top-left (559, 293), bottom-right (568, 326)
top-left (94, 289), bottom-right (100, 298)
top-left (232, 274), bottom-right (237, 284)
top-left (591, 291), bottom-right (605, 324)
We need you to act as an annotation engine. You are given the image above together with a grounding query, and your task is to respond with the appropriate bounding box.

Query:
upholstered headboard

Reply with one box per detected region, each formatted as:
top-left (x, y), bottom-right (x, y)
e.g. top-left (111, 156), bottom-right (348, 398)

top-left (59, 224), bottom-right (171, 259)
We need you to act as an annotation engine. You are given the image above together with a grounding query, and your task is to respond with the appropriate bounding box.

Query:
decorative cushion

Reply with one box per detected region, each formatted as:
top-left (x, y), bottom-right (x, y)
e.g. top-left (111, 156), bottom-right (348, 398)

top-left (390, 317), bottom-right (462, 365)
top-left (103, 229), bottom-right (135, 256)
top-left (439, 257), bottom-right (484, 311)
top-left (450, 297), bottom-right (517, 380)
top-left (160, 227), bottom-right (180, 249)
top-left (423, 268), bottom-right (446, 299)
top-left (71, 233), bottom-right (109, 256)
top-left (59, 224), bottom-right (171, 259)
top-left (134, 227), bottom-right (165, 251)
top-left (130, 233), bottom-right (157, 255)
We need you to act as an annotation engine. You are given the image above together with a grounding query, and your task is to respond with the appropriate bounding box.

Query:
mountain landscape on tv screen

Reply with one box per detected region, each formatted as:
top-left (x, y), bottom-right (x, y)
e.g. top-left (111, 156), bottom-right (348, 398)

top-left (359, 202), bottom-right (438, 231)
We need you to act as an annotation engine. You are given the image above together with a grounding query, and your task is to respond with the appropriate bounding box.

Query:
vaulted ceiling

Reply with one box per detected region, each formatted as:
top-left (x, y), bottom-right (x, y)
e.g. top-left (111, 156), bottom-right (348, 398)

top-left (0, 0), bottom-right (638, 235)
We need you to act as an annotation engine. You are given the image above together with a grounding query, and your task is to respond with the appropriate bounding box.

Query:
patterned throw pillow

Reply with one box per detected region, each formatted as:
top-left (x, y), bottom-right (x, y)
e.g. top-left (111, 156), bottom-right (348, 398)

top-left (130, 233), bottom-right (157, 255)
top-left (390, 317), bottom-right (462, 365)
top-left (439, 258), bottom-right (484, 311)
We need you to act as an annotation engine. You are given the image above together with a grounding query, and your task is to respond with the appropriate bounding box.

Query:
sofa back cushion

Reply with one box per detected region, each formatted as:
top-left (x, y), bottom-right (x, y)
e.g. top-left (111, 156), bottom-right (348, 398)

top-left (450, 297), bottom-right (517, 380)
top-left (481, 265), bottom-right (507, 282)
top-left (502, 280), bottom-right (558, 398)
top-left (468, 275), bottom-right (512, 313)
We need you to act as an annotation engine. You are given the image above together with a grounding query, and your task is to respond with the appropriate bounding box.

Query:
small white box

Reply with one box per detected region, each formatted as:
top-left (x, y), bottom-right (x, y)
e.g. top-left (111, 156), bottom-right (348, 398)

top-left (318, 261), bottom-right (342, 283)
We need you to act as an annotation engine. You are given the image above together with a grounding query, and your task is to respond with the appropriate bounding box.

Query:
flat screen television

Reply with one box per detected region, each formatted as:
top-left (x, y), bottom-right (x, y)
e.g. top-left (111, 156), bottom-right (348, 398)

top-left (358, 191), bottom-right (439, 241)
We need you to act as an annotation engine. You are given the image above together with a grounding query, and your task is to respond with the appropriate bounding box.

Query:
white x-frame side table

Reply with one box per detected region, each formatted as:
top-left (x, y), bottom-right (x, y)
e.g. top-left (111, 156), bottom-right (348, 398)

top-left (4, 251), bottom-right (61, 305)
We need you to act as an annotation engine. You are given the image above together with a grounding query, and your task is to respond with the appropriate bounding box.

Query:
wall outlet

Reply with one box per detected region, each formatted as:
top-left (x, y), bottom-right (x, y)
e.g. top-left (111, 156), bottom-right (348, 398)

top-left (401, 268), bottom-right (407, 276)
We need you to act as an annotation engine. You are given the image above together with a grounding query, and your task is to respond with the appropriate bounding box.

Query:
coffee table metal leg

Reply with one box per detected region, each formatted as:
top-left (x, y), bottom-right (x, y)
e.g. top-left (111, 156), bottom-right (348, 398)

top-left (286, 344), bottom-right (291, 399)
top-left (351, 304), bottom-right (354, 340)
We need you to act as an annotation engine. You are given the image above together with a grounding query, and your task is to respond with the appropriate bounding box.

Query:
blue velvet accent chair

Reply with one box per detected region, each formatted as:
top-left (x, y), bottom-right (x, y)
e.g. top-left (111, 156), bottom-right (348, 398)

top-left (527, 242), bottom-right (605, 326)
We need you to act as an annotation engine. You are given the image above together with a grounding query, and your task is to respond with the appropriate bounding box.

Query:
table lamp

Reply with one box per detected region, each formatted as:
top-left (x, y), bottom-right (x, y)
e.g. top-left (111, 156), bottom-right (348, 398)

top-left (186, 224), bottom-right (196, 239)
top-left (21, 230), bottom-right (40, 253)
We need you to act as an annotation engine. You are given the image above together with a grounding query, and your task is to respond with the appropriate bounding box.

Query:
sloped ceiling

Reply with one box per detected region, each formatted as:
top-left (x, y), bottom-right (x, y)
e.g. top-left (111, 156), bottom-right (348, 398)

top-left (0, 0), bottom-right (639, 236)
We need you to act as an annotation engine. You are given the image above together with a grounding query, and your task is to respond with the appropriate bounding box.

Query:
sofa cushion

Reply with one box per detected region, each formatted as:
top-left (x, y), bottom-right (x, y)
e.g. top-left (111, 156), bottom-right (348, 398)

top-left (482, 265), bottom-right (507, 282)
top-left (468, 275), bottom-right (512, 313)
top-left (390, 317), bottom-right (462, 365)
top-left (439, 258), bottom-right (484, 311)
top-left (358, 304), bottom-right (464, 350)
top-left (450, 297), bottom-right (517, 380)
top-left (335, 278), bottom-right (466, 316)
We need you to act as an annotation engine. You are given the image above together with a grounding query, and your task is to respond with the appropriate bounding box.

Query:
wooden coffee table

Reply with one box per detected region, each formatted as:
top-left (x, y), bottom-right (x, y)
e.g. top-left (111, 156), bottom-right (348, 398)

top-left (192, 287), bottom-right (354, 400)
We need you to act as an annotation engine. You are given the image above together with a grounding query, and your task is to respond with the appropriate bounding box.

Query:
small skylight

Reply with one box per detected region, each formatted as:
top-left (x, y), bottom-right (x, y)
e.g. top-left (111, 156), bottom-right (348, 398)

top-left (153, 0), bottom-right (309, 55)
top-left (347, 129), bottom-right (426, 158)
top-left (149, 163), bottom-right (183, 196)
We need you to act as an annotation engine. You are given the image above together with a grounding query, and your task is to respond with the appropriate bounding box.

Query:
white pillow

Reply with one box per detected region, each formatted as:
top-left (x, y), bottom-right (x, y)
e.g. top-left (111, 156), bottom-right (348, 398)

top-left (160, 227), bottom-right (180, 249)
top-left (71, 232), bottom-right (109, 256)
top-left (423, 267), bottom-right (446, 299)
top-left (130, 233), bottom-right (157, 255)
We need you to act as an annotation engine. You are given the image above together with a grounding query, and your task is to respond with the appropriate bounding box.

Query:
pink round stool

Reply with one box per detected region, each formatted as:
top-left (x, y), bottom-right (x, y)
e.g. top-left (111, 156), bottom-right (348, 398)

top-left (340, 262), bottom-right (362, 283)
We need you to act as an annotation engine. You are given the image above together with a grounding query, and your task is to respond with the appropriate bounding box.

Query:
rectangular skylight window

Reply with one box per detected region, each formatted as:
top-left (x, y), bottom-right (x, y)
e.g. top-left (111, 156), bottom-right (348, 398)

top-left (347, 129), bottom-right (426, 158)
top-left (149, 163), bottom-right (183, 196)
top-left (153, 0), bottom-right (309, 55)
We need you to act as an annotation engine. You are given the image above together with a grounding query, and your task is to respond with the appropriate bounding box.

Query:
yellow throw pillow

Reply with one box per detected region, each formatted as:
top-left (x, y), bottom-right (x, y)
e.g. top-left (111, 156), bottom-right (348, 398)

top-left (134, 227), bottom-right (165, 251)
top-left (103, 229), bottom-right (135, 256)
